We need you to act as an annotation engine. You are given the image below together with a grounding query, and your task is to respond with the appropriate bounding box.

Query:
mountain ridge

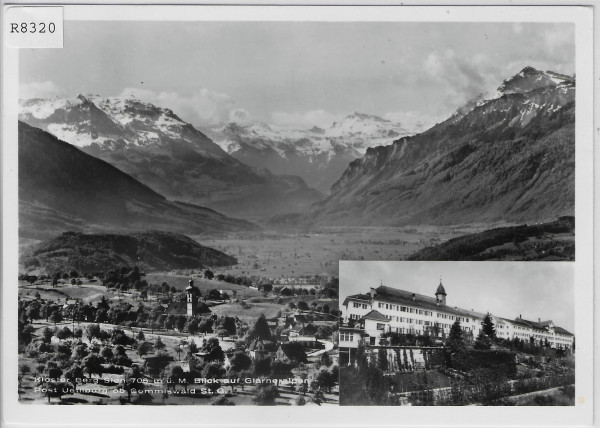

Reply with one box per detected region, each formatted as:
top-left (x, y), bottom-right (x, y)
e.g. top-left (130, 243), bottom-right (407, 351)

top-left (19, 96), bottom-right (324, 219)
top-left (22, 230), bottom-right (238, 273)
top-left (310, 66), bottom-right (575, 226)
top-left (18, 121), bottom-right (258, 240)
top-left (206, 112), bottom-right (413, 193)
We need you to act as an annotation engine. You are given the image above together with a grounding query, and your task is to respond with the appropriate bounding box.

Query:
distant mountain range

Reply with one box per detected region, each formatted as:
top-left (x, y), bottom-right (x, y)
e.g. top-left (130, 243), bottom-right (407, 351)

top-left (18, 122), bottom-right (257, 240)
top-left (309, 67), bottom-right (575, 226)
top-left (206, 113), bottom-right (413, 193)
top-left (19, 66), bottom-right (576, 231)
top-left (21, 230), bottom-right (237, 273)
top-left (19, 95), bottom-right (323, 219)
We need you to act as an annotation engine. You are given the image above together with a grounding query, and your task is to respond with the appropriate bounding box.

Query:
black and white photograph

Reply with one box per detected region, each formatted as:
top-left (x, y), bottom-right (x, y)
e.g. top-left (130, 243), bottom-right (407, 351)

top-left (1, 2), bottom-right (595, 427)
top-left (339, 261), bottom-right (575, 406)
top-left (13, 17), bottom-right (577, 407)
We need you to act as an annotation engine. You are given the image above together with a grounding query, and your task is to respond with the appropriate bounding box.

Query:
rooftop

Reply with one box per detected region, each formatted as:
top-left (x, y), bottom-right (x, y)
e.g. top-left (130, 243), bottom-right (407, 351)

top-left (360, 309), bottom-right (389, 322)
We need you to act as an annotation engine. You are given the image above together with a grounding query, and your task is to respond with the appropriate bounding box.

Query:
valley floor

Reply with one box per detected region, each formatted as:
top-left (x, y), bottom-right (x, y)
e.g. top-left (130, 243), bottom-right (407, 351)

top-left (195, 225), bottom-right (487, 278)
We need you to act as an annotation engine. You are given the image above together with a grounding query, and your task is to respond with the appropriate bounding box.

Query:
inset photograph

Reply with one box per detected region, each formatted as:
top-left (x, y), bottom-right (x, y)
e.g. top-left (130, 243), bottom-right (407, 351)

top-left (339, 261), bottom-right (574, 406)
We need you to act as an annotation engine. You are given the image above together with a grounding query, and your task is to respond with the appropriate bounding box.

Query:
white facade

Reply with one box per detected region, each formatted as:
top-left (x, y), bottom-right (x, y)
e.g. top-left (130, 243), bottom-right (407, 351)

top-left (341, 284), bottom-right (574, 351)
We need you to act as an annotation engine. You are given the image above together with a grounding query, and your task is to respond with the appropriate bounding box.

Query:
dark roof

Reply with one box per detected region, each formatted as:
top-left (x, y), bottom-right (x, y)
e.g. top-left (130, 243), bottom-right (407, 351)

top-left (504, 317), bottom-right (532, 327)
top-left (342, 293), bottom-right (371, 306)
top-left (360, 310), bottom-right (389, 322)
top-left (278, 342), bottom-right (308, 363)
top-left (508, 317), bottom-right (572, 336)
top-left (554, 326), bottom-right (574, 336)
top-left (436, 281), bottom-right (447, 295)
top-left (165, 301), bottom-right (211, 315)
top-left (373, 286), bottom-right (486, 319)
top-left (514, 317), bottom-right (551, 330)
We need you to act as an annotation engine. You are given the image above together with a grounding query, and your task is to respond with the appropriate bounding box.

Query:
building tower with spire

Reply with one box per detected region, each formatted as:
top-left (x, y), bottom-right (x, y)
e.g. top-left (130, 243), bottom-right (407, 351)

top-left (435, 279), bottom-right (447, 305)
top-left (186, 279), bottom-right (197, 316)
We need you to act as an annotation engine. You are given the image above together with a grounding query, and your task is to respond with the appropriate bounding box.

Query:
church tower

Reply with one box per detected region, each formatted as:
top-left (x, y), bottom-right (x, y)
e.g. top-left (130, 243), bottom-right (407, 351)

top-left (435, 279), bottom-right (447, 305)
top-left (186, 279), bottom-right (197, 317)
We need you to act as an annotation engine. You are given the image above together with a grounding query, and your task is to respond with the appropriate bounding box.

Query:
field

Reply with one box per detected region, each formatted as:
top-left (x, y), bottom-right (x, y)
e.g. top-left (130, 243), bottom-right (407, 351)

top-left (193, 226), bottom-right (487, 278)
top-left (19, 282), bottom-right (138, 306)
top-left (144, 273), bottom-right (262, 299)
top-left (210, 296), bottom-right (338, 324)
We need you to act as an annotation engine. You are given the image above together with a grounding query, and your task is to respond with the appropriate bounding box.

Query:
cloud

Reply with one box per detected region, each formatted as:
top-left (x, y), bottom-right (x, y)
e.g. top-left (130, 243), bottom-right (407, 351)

top-left (119, 87), bottom-right (252, 127)
top-left (19, 80), bottom-right (62, 99)
top-left (270, 109), bottom-right (342, 129)
top-left (384, 111), bottom-right (446, 134)
top-left (417, 49), bottom-right (505, 116)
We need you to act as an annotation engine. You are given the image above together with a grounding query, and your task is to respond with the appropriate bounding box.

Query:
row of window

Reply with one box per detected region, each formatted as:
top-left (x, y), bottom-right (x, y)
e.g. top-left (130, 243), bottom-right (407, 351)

top-left (371, 302), bottom-right (476, 323)
top-left (340, 332), bottom-right (355, 342)
top-left (376, 302), bottom-right (434, 316)
top-left (352, 302), bottom-right (368, 309)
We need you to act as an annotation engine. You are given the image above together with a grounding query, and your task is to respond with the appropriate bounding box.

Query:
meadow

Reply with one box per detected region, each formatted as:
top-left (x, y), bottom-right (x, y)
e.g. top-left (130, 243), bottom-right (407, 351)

top-left (193, 226), bottom-right (485, 278)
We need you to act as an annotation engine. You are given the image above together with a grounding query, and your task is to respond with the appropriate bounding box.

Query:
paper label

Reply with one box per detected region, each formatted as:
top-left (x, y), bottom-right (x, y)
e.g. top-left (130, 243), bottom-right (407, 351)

top-left (4, 6), bottom-right (63, 48)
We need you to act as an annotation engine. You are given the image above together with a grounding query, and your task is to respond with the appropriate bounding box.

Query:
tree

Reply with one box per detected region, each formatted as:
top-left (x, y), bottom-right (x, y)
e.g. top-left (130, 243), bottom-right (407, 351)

top-left (229, 351), bottom-right (252, 373)
top-left (201, 362), bottom-right (226, 393)
top-left (198, 319), bottom-right (213, 335)
top-left (482, 313), bottom-right (496, 339)
top-left (111, 329), bottom-right (132, 346)
top-left (137, 330), bottom-right (145, 341)
top-left (378, 347), bottom-right (389, 371)
top-left (253, 357), bottom-right (272, 377)
top-left (247, 314), bottom-right (272, 341)
top-left (82, 354), bottom-right (105, 378)
top-left (297, 301), bottom-right (309, 311)
top-left (155, 336), bottom-right (165, 350)
top-left (56, 326), bottom-right (72, 340)
top-left (320, 353), bottom-right (332, 367)
top-left (445, 320), bottom-right (466, 354)
top-left (201, 337), bottom-right (225, 363)
top-left (41, 327), bottom-right (54, 343)
top-left (252, 384), bottom-right (279, 405)
top-left (316, 368), bottom-right (337, 393)
top-left (85, 324), bottom-right (102, 341)
top-left (169, 365), bottom-right (186, 391)
top-left (71, 344), bottom-right (89, 360)
top-left (204, 270), bottom-right (214, 280)
top-left (474, 330), bottom-right (493, 350)
top-left (218, 316), bottom-right (237, 336)
top-left (101, 346), bottom-right (114, 362)
top-left (270, 360), bottom-right (293, 386)
top-left (208, 289), bottom-right (222, 300)
top-left (137, 341), bottom-right (154, 357)
top-left (49, 310), bottom-right (63, 325)
top-left (145, 351), bottom-right (173, 378)
top-left (65, 365), bottom-right (84, 392)
top-left (122, 365), bottom-right (143, 403)
top-left (176, 316), bottom-right (187, 332)
top-left (187, 341), bottom-right (199, 356)
top-left (187, 318), bottom-right (199, 336)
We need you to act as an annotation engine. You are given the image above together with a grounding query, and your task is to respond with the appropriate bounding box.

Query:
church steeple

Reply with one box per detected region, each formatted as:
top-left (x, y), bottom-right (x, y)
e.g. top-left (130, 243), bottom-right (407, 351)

top-left (186, 279), bottom-right (197, 316)
top-left (435, 277), bottom-right (447, 305)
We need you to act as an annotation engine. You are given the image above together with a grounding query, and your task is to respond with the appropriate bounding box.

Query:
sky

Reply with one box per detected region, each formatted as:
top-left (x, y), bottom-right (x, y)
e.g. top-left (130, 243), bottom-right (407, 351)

top-left (339, 261), bottom-right (574, 333)
top-left (20, 21), bottom-right (574, 131)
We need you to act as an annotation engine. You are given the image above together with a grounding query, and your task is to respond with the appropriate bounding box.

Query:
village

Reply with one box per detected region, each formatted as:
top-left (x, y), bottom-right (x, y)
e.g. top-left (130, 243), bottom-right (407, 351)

top-left (17, 268), bottom-right (340, 405)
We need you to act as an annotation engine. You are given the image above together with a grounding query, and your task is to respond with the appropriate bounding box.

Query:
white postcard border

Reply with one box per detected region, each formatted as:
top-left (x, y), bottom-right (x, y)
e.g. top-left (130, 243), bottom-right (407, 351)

top-left (1, 4), bottom-right (595, 427)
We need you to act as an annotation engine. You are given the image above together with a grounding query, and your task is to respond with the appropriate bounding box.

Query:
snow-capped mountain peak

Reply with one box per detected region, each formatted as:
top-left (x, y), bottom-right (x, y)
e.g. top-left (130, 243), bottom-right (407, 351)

top-left (205, 112), bottom-right (414, 193)
top-left (19, 95), bottom-right (225, 156)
